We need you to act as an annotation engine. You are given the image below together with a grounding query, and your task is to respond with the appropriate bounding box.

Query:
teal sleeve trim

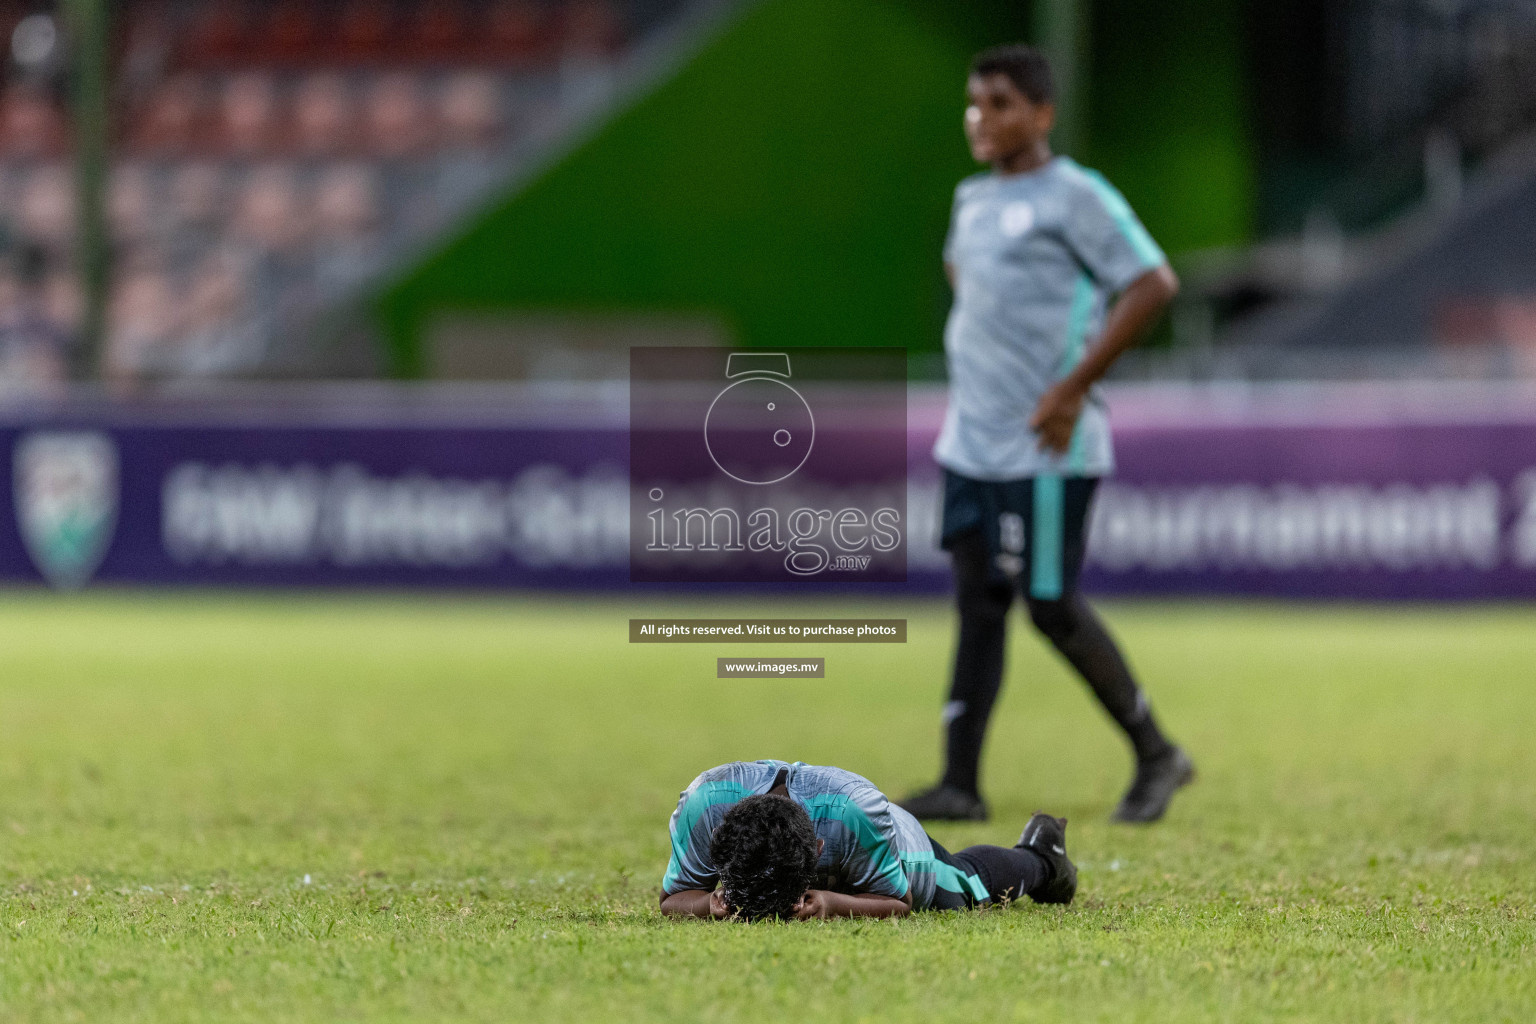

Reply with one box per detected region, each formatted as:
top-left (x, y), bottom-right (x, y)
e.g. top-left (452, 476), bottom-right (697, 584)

top-left (1031, 474), bottom-right (1065, 600)
top-left (1060, 273), bottom-right (1095, 376)
top-left (803, 794), bottom-right (911, 899)
top-left (1082, 168), bottom-right (1165, 269)
top-left (660, 855), bottom-right (684, 894)
top-left (1061, 272), bottom-right (1096, 476)
top-left (661, 780), bottom-right (751, 893)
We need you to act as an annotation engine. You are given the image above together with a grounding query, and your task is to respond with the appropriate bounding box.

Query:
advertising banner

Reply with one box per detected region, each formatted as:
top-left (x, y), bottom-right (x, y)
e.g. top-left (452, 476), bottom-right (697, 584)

top-left (4, 384), bottom-right (1536, 598)
top-left (1092, 420), bottom-right (1531, 600)
top-left (1, 419), bottom-right (630, 589)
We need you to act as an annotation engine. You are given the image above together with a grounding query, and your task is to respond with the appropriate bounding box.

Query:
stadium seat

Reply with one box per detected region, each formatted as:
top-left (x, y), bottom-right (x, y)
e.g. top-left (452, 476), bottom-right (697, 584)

top-left (0, 83), bottom-right (68, 159)
top-left (294, 72), bottom-right (361, 157)
top-left (132, 75), bottom-right (209, 156)
top-left (218, 72), bottom-right (283, 157)
top-left (0, 0), bottom-right (678, 383)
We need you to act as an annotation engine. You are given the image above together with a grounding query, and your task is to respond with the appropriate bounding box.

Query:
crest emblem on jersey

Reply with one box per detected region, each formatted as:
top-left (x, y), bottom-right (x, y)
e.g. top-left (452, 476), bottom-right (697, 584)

top-left (13, 430), bottom-right (119, 589)
top-left (1000, 201), bottom-right (1036, 238)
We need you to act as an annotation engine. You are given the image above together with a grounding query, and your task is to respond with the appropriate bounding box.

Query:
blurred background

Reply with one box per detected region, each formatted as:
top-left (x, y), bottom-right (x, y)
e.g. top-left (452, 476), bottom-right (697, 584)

top-left (1, 0), bottom-right (1535, 597)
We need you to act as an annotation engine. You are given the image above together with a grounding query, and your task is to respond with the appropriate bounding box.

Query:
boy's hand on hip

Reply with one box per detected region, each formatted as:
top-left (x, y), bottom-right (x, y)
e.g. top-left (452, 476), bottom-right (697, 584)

top-left (1030, 380), bottom-right (1086, 454)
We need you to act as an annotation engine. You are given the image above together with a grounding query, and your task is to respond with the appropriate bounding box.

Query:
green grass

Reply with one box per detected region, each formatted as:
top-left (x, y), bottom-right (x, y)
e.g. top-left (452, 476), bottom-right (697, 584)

top-left (1, 594), bottom-right (1532, 1022)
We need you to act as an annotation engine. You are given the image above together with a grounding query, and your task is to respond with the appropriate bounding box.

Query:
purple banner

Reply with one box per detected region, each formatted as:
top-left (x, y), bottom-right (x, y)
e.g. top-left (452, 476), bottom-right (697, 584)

top-left (4, 384), bottom-right (1536, 598)
top-left (1085, 385), bottom-right (1536, 599)
top-left (1087, 421), bottom-right (1529, 599)
top-left (1, 417), bottom-right (630, 589)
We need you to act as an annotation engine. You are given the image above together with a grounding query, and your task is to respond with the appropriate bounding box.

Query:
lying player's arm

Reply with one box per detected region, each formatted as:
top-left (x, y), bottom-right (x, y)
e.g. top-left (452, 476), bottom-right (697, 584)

top-left (660, 888), bottom-right (912, 919)
top-left (659, 888), bottom-right (730, 919)
top-left (793, 889), bottom-right (913, 920)
top-left (1030, 263), bottom-right (1179, 453)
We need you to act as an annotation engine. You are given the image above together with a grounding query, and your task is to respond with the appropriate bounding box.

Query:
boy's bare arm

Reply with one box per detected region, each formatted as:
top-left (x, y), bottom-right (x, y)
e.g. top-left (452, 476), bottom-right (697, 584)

top-left (1029, 263), bottom-right (1179, 453)
top-left (658, 889), bottom-right (728, 919)
top-left (661, 888), bottom-right (912, 920)
top-left (792, 889), bottom-right (913, 920)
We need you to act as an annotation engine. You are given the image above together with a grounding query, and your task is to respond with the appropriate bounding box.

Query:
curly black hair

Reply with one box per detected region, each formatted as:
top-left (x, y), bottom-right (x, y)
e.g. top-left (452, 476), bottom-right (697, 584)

top-left (709, 794), bottom-right (819, 921)
top-left (971, 44), bottom-right (1055, 105)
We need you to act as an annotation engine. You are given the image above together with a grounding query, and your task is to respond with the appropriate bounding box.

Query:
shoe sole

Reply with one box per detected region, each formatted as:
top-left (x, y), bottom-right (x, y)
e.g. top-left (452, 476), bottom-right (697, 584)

top-left (1109, 757), bottom-right (1196, 824)
top-left (1031, 861), bottom-right (1077, 904)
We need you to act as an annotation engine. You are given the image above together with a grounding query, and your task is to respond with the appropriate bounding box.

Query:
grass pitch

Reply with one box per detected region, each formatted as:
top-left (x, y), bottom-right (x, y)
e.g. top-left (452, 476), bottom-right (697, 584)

top-left (0, 593), bottom-right (1532, 1023)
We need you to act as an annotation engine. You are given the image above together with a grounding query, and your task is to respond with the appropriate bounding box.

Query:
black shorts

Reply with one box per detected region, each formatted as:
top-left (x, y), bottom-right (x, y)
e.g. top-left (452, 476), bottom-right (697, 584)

top-left (939, 469), bottom-right (1099, 598)
top-left (926, 837), bottom-right (1039, 910)
top-left (926, 837), bottom-right (990, 910)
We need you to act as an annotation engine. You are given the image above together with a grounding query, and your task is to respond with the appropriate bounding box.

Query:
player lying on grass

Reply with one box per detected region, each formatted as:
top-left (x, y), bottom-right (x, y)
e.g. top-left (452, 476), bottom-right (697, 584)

top-left (658, 760), bottom-right (1075, 920)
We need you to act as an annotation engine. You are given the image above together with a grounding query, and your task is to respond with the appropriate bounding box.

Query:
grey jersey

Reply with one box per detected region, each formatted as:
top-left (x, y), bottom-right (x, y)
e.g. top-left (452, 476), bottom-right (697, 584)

top-left (661, 760), bottom-right (954, 910)
top-left (934, 157), bottom-right (1165, 480)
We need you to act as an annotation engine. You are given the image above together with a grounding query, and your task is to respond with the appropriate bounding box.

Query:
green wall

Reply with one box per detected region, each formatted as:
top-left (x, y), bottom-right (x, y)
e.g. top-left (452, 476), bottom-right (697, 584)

top-left (1086, 0), bottom-right (1253, 255)
top-left (376, 0), bottom-right (1250, 377)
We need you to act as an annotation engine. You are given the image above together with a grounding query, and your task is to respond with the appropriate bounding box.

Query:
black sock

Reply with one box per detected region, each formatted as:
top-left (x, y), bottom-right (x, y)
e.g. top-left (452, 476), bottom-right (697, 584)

top-left (1026, 593), bottom-right (1174, 763)
top-left (954, 844), bottom-right (1049, 904)
top-left (940, 533), bottom-right (1013, 797)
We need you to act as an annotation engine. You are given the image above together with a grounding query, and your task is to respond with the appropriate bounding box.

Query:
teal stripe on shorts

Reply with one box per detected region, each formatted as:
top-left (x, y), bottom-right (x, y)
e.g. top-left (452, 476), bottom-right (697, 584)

top-left (1031, 474), bottom-right (1065, 600)
top-left (900, 850), bottom-right (989, 903)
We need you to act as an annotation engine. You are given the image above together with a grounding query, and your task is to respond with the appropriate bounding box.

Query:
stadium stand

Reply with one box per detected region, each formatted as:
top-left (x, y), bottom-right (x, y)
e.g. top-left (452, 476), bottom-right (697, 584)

top-left (0, 0), bottom-right (692, 388)
top-left (1160, 0), bottom-right (1536, 380)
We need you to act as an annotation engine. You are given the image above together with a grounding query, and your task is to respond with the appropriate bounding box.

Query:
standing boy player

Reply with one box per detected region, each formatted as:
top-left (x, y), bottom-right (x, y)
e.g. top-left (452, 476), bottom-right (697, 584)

top-left (900, 45), bottom-right (1193, 824)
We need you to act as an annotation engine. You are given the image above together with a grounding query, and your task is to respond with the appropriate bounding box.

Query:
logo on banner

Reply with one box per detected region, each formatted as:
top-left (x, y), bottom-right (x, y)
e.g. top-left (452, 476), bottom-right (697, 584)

top-left (13, 431), bottom-right (119, 589)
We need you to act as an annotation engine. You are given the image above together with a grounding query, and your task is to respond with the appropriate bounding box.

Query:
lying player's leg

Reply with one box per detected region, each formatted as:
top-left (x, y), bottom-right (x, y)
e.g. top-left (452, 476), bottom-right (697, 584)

top-left (928, 812), bottom-right (1077, 909)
